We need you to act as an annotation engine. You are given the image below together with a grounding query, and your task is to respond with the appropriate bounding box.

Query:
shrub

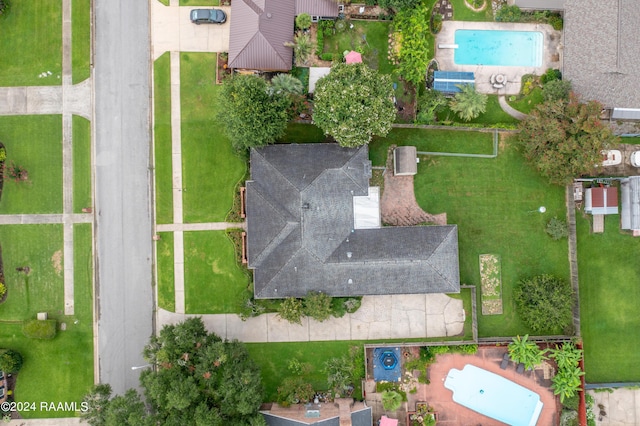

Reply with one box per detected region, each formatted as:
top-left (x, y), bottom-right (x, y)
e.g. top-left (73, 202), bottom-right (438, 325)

top-left (343, 297), bottom-right (361, 313)
top-left (237, 295), bottom-right (265, 320)
top-left (277, 297), bottom-right (304, 324)
top-left (514, 274), bottom-right (573, 333)
top-left (277, 376), bottom-right (314, 407)
top-left (560, 409), bottom-right (579, 426)
top-left (431, 14), bottom-right (443, 34)
top-left (0, 349), bottom-right (23, 373)
top-left (320, 53), bottom-right (333, 62)
top-left (416, 90), bottom-right (447, 124)
top-left (316, 28), bottom-right (324, 57)
top-left (0, 147), bottom-right (6, 162)
top-left (561, 392), bottom-right (579, 411)
top-left (23, 319), bottom-right (57, 339)
top-left (303, 291), bottom-right (332, 322)
top-left (540, 68), bottom-right (562, 84)
top-left (0, 283), bottom-right (5, 299)
top-left (546, 217), bottom-right (569, 240)
top-left (295, 13), bottom-right (311, 30)
top-left (543, 79), bottom-right (572, 102)
top-left (549, 14), bottom-right (563, 30)
top-left (0, 0), bottom-right (8, 16)
top-left (495, 5), bottom-right (521, 22)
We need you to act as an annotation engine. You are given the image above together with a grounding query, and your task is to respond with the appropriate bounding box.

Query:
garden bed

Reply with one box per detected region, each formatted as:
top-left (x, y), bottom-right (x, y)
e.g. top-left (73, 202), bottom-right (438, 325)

top-left (479, 254), bottom-right (502, 315)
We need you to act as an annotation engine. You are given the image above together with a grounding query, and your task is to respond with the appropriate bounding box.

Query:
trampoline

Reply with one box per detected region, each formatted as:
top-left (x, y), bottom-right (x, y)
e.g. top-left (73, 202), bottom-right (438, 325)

top-left (373, 347), bottom-right (402, 382)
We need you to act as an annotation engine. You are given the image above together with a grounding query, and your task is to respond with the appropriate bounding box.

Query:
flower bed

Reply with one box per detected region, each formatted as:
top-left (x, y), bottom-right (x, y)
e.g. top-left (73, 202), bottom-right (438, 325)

top-left (479, 254), bottom-right (502, 315)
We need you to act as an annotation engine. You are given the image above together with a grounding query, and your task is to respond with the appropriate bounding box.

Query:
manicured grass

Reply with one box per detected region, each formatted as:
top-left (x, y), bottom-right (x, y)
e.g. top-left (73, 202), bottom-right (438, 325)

top-left (0, 223), bottom-right (93, 418)
top-left (279, 123), bottom-right (331, 144)
top-left (184, 231), bottom-right (249, 314)
top-left (71, 0), bottom-right (91, 84)
top-left (577, 214), bottom-right (640, 383)
top-left (369, 128), bottom-right (494, 166)
top-left (412, 136), bottom-right (569, 337)
top-left (180, 52), bottom-right (246, 223)
top-left (0, 116), bottom-right (63, 214)
top-left (508, 87), bottom-right (544, 114)
top-left (323, 21), bottom-right (394, 75)
top-left (73, 116), bottom-right (92, 213)
top-left (437, 95), bottom-right (519, 126)
top-left (156, 232), bottom-right (175, 312)
top-left (450, 0), bottom-right (494, 21)
top-left (153, 53), bottom-right (173, 225)
top-left (447, 287), bottom-right (474, 340)
top-left (0, 1), bottom-right (62, 86)
top-left (247, 341), bottom-right (364, 401)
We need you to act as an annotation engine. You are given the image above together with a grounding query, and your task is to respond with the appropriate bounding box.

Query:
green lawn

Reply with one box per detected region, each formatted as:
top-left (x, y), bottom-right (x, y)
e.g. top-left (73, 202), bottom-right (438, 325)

top-left (154, 53), bottom-right (173, 225)
top-left (279, 123), bottom-right (331, 144)
top-left (437, 95), bottom-right (519, 126)
top-left (73, 116), bottom-right (92, 213)
top-left (577, 214), bottom-right (640, 383)
top-left (247, 341), bottom-right (363, 402)
top-left (323, 21), bottom-right (394, 75)
top-left (0, 116), bottom-right (63, 214)
top-left (0, 0), bottom-right (62, 86)
top-left (0, 224), bottom-right (93, 418)
top-left (71, 0), bottom-right (91, 84)
top-left (448, 287), bottom-right (474, 340)
top-left (508, 87), bottom-right (544, 114)
top-left (157, 232), bottom-right (175, 312)
top-left (184, 231), bottom-right (249, 314)
top-left (180, 52), bottom-right (246, 223)
top-left (369, 128), bottom-right (494, 166)
top-left (450, 0), bottom-right (494, 21)
top-left (412, 136), bottom-right (569, 337)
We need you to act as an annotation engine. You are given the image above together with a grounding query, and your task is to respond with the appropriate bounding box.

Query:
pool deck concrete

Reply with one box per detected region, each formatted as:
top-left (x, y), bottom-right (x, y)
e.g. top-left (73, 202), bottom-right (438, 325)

top-left (589, 388), bottom-right (640, 425)
top-left (435, 21), bottom-right (563, 95)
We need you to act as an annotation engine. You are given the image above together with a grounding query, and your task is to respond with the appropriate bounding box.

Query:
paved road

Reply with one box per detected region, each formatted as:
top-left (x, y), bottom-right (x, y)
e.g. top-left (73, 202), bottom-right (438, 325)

top-left (94, 0), bottom-right (154, 394)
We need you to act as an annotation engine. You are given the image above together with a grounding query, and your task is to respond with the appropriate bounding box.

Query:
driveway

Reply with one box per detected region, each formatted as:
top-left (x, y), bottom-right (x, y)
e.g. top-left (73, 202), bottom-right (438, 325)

top-left (151, 2), bottom-right (231, 60)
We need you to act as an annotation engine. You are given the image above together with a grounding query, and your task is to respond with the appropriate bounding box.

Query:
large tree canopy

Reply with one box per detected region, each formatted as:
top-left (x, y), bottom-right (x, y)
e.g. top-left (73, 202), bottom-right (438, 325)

top-left (82, 318), bottom-right (266, 426)
top-left (218, 74), bottom-right (290, 151)
top-left (313, 62), bottom-right (395, 147)
top-left (516, 94), bottom-right (618, 185)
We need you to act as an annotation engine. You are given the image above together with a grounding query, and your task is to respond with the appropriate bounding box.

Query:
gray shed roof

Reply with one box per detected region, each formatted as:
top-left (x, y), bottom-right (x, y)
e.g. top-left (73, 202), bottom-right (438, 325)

top-left (246, 144), bottom-right (460, 299)
top-left (296, 0), bottom-right (339, 17)
top-left (228, 0), bottom-right (294, 71)
top-left (621, 176), bottom-right (640, 231)
top-left (393, 146), bottom-right (418, 176)
top-left (262, 406), bottom-right (371, 426)
top-left (513, 0), bottom-right (565, 10)
top-left (563, 0), bottom-right (640, 108)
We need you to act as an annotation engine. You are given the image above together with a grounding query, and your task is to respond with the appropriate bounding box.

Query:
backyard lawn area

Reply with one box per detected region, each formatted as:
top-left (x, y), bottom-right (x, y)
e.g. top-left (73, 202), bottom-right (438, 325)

top-left (0, 115), bottom-right (63, 214)
top-left (437, 95), bottom-right (519, 126)
top-left (0, 224), bottom-right (94, 418)
top-left (0, 0), bottom-right (62, 86)
top-left (577, 214), bottom-right (640, 383)
top-left (153, 53), bottom-right (173, 224)
top-left (409, 136), bottom-right (569, 337)
top-left (180, 52), bottom-right (246, 223)
top-left (73, 116), bottom-right (92, 213)
top-left (72, 0), bottom-right (91, 84)
top-left (184, 230), bottom-right (249, 314)
top-left (450, 0), bottom-right (493, 21)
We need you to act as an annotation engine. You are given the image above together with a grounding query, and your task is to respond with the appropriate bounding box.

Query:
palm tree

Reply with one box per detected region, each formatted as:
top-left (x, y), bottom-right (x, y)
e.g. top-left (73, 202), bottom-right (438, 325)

top-left (508, 334), bottom-right (547, 370)
top-left (285, 33), bottom-right (313, 66)
top-left (449, 83), bottom-right (488, 121)
top-left (381, 390), bottom-right (403, 411)
top-left (270, 74), bottom-right (304, 96)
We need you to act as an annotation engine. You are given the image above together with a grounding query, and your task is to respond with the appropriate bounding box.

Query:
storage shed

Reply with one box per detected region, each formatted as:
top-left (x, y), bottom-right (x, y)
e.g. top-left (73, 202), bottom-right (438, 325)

top-left (393, 146), bottom-right (418, 176)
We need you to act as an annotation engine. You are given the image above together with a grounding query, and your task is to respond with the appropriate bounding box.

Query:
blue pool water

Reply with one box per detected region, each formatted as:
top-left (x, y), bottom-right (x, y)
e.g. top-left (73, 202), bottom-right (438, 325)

top-left (444, 364), bottom-right (543, 426)
top-left (372, 347), bottom-right (402, 382)
top-left (454, 30), bottom-right (543, 67)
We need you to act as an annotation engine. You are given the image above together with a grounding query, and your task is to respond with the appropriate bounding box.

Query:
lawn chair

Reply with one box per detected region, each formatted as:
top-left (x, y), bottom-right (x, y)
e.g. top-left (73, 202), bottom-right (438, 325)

top-left (516, 363), bottom-right (525, 374)
top-left (500, 353), bottom-right (509, 370)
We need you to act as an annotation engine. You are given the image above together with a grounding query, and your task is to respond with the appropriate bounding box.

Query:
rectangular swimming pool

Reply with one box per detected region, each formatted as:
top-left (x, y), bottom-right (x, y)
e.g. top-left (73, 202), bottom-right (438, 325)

top-left (444, 364), bottom-right (543, 426)
top-left (454, 29), bottom-right (543, 67)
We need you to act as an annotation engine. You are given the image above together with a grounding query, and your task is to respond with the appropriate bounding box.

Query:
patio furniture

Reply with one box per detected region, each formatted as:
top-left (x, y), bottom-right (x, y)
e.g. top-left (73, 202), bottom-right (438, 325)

top-left (516, 363), bottom-right (525, 374)
top-left (500, 353), bottom-right (509, 370)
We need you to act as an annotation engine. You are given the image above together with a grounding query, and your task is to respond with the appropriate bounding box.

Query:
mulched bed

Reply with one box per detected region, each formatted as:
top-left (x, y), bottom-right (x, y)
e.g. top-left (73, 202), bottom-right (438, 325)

top-left (216, 53), bottom-right (231, 84)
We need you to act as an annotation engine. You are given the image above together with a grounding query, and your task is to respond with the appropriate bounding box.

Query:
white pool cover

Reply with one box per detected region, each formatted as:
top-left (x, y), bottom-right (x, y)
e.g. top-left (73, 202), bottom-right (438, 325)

top-left (444, 364), bottom-right (544, 426)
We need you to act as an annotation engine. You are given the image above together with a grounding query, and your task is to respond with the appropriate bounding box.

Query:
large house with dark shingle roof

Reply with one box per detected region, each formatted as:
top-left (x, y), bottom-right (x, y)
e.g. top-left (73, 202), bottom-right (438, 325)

top-left (229, 0), bottom-right (338, 71)
top-left (560, 0), bottom-right (640, 115)
top-left (245, 144), bottom-right (460, 299)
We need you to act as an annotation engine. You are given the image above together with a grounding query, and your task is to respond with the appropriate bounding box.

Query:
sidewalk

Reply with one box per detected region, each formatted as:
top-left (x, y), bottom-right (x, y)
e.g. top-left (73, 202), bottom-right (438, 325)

top-left (157, 294), bottom-right (465, 342)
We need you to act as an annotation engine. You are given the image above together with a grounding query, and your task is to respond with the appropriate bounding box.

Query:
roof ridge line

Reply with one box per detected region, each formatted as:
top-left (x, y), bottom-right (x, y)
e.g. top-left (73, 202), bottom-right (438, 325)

top-left (242, 0), bottom-right (263, 15)
top-left (252, 221), bottom-right (299, 267)
top-left (425, 227), bottom-right (459, 291)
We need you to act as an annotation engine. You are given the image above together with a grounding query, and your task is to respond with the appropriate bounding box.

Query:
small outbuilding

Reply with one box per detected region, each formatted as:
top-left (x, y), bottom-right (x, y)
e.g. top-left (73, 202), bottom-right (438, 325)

top-left (621, 176), bottom-right (640, 234)
top-left (393, 146), bottom-right (418, 176)
top-left (585, 186), bottom-right (619, 215)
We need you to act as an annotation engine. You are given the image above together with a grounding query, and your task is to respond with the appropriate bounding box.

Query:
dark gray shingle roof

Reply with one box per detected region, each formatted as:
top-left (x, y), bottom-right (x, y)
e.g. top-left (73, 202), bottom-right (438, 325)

top-left (246, 144), bottom-right (460, 299)
top-left (563, 0), bottom-right (640, 108)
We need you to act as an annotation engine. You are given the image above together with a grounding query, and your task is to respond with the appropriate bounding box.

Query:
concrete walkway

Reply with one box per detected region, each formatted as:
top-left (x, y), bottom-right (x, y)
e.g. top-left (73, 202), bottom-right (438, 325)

top-left (498, 95), bottom-right (528, 120)
top-left (150, 2), bottom-right (231, 60)
top-left (158, 294), bottom-right (465, 342)
top-left (0, 0), bottom-right (93, 316)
